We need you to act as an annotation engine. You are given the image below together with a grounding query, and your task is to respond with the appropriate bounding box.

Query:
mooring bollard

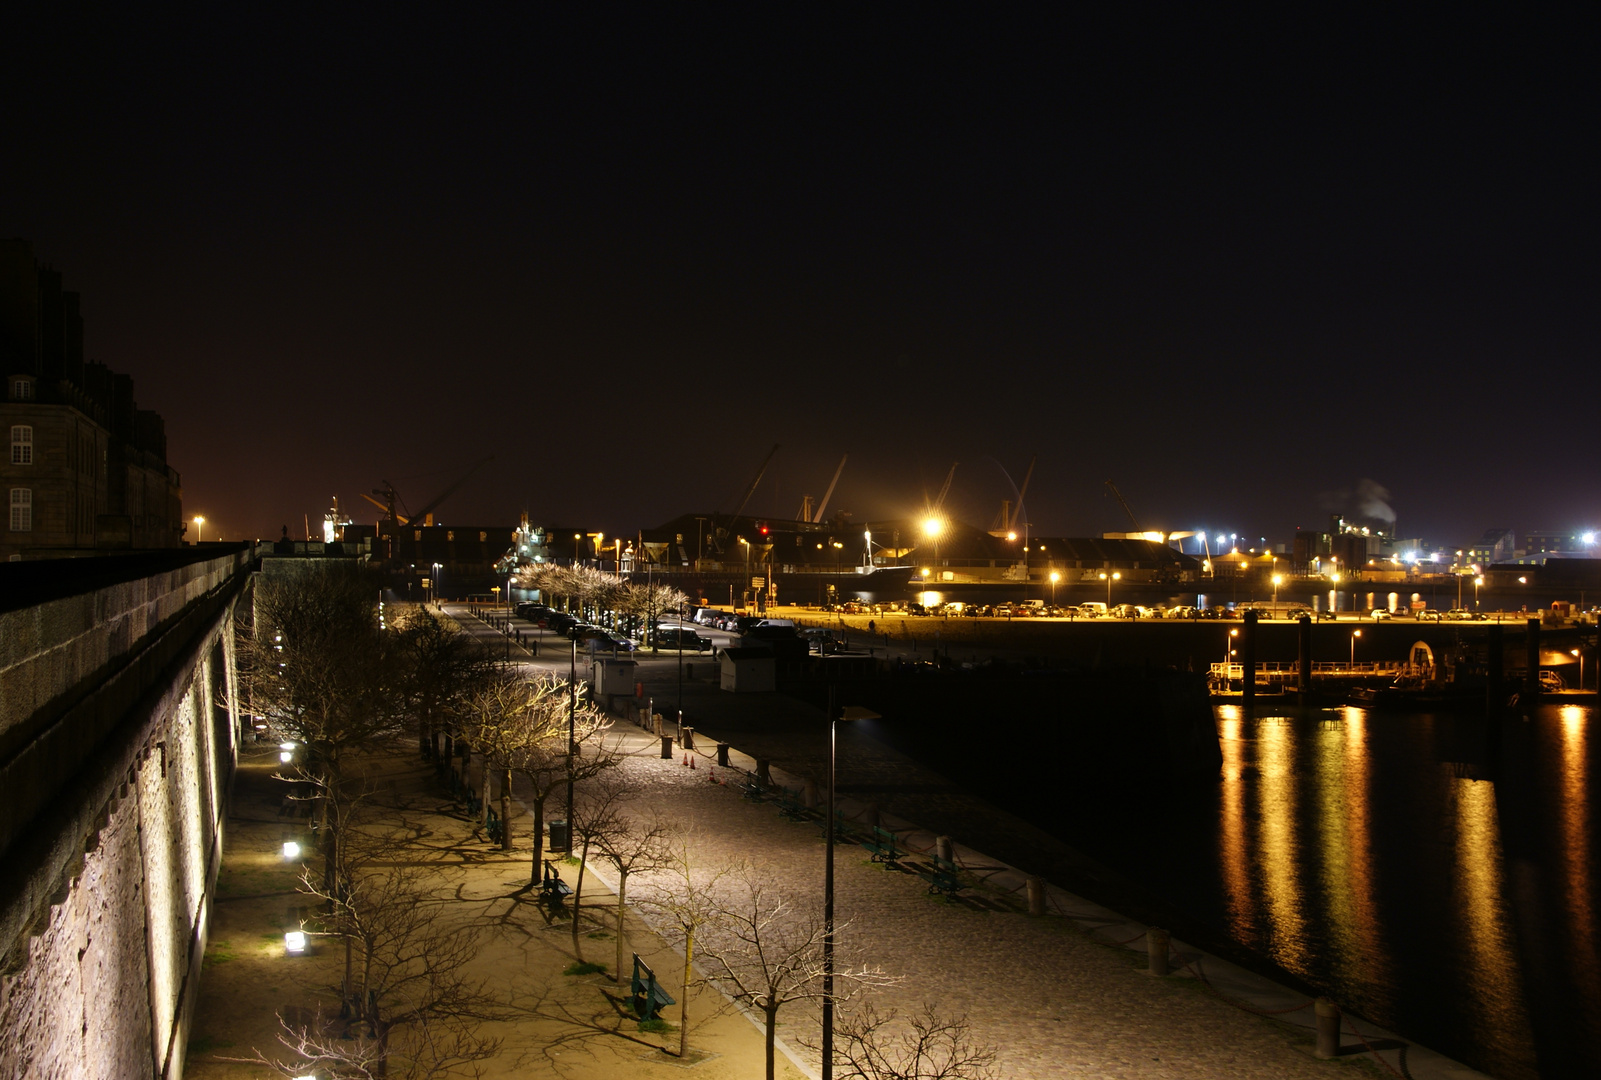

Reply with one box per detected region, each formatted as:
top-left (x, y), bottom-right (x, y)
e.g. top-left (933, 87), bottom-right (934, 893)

top-left (1147, 927), bottom-right (1170, 975)
top-left (660, 735), bottom-right (673, 760)
top-left (936, 835), bottom-right (954, 863)
top-left (803, 778), bottom-right (819, 808)
top-left (756, 759), bottom-right (771, 785)
top-left (683, 727), bottom-right (695, 750)
top-left (1027, 875), bottom-right (1046, 917)
top-left (1315, 998), bottom-right (1340, 1058)
top-left (716, 742), bottom-right (730, 767)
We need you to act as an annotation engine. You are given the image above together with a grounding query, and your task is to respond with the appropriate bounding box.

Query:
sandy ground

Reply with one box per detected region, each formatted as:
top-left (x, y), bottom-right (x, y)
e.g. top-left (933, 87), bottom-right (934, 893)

top-left (184, 743), bottom-right (805, 1080)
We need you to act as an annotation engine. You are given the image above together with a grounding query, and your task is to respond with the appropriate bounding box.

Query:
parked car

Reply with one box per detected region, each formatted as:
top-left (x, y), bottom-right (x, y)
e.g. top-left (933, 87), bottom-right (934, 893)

top-left (654, 627), bottom-right (711, 650)
top-left (1167, 605), bottom-right (1199, 619)
top-left (1416, 609), bottom-right (1443, 622)
top-left (1443, 609), bottom-right (1483, 621)
top-left (1370, 609), bottom-right (1393, 621)
top-left (1282, 607), bottom-right (1313, 621)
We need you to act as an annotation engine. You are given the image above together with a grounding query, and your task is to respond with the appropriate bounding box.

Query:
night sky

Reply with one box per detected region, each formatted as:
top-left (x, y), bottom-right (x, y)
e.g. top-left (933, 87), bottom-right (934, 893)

top-left (7, 8), bottom-right (1597, 548)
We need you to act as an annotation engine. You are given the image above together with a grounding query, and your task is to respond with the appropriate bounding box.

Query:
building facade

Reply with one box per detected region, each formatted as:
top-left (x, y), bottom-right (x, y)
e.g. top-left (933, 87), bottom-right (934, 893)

top-left (1, 240), bottom-right (182, 560)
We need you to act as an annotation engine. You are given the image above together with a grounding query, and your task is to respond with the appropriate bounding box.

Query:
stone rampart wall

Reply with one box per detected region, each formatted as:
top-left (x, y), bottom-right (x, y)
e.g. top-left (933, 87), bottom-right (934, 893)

top-left (0, 552), bottom-right (251, 1079)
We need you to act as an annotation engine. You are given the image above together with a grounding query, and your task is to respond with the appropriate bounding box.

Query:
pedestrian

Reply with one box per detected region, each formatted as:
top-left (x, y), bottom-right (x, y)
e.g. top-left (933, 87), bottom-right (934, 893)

top-left (868, 618), bottom-right (876, 634)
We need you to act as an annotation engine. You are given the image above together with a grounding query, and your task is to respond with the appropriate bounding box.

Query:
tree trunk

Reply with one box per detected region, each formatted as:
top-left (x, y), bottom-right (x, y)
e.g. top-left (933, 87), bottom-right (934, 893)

top-left (500, 769), bottom-right (513, 852)
top-left (529, 790), bottom-right (547, 886)
top-left (612, 870), bottom-right (629, 983)
top-left (478, 761), bottom-right (491, 826)
top-left (571, 834), bottom-right (592, 959)
top-left (764, 1002), bottom-right (779, 1080)
top-left (678, 926), bottom-right (694, 1058)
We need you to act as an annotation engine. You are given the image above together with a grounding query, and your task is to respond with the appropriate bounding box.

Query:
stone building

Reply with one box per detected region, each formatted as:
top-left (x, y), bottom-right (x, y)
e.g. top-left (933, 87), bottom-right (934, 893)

top-left (1, 239), bottom-right (182, 560)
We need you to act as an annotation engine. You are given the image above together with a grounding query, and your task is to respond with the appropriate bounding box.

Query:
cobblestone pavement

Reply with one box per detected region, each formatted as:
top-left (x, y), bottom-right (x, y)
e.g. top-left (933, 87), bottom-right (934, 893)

top-left (453, 604), bottom-right (1483, 1079)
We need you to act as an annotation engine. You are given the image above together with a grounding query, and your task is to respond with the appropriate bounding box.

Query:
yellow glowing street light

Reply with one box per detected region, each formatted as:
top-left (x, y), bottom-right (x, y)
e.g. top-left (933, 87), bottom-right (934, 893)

top-left (193, 515), bottom-right (205, 543)
top-left (1272, 573), bottom-right (1283, 611)
top-left (1098, 570), bottom-right (1121, 607)
top-left (1351, 628), bottom-right (1362, 667)
top-left (922, 517), bottom-right (945, 537)
top-left (1049, 570), bottom-right (1060, 605)
top-left (1573, 648), bottom-right (1584, 691)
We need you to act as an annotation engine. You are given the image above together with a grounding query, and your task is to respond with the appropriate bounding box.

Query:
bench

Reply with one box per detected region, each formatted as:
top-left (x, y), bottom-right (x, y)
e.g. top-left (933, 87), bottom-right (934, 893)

top-left (741, 778), bottom-right (769, 802)
top-left (631, 953), bottom-right (676, 1020)
top-left (914, 852), bottom-right (962, 896)
top-left (776, 788), bottom-right (813, 821)
top-left (860, 825), bottom-right (901, 864)
top-left (540, 860), bottom-right (573, 905)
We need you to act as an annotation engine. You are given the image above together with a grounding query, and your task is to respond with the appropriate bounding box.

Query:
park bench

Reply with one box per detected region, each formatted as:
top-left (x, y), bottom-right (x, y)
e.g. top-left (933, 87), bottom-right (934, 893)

top-left (776, 787), bottom-right (813, 821)
top-left (860, 825), bottom-right (901, 864)
top-left (741, 778), bottom-right (769, 801)
top-left (540, 860), bottom-right (573, 905)
top-left (631, 953), bottom-right (676, 1020)
top-left (913, 852), bottom-right (962, 896)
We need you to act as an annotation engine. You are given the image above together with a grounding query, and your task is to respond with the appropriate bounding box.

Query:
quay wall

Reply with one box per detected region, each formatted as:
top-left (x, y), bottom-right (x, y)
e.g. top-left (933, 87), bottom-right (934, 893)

top-left (0, 549), bottom-right (255, 1079)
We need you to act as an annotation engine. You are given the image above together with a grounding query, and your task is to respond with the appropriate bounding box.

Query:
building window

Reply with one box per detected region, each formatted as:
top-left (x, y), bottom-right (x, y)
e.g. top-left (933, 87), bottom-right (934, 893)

top-left (11, 379), bottom-right (31, 400)
top-left (9, 488), bottom-right (32, 531)
top-left (10, 426), bottom-right (33, 465)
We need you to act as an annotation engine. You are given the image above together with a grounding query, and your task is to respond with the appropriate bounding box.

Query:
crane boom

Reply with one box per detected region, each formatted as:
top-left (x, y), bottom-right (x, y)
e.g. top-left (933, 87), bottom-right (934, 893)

top-left (1104, 479), bottom-right (1143, 532)
top-left (812, 454), bottom-right (848, 522)
top-left (360, 492), bottom-right (407, 524)
top-left (709, 444), bottom-right (779, 554)
top-left (409, 456), bottom-right (493, 524)
top-left (932, 462), bottom-right (958, 515)
top-left (1008, 454), bottom-right (1036, 530)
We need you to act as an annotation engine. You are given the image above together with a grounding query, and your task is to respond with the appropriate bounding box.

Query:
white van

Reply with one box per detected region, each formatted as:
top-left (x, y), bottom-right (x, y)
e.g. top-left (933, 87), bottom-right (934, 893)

top-left (1078, 602), bottom-right (1108, 617)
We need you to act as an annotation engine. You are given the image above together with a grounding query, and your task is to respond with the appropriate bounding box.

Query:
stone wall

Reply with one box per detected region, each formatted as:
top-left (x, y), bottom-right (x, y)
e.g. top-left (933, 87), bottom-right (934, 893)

top-left (0, 552), bottom-right (249, 1079)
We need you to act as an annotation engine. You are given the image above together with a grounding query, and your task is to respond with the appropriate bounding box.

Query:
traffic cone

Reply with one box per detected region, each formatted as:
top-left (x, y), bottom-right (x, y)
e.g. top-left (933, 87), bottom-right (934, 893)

top-left (682, 753), bottom-right (689, 767)
top-left (709, 765), bottom-right (718, 783)
top-left (689, 754), bottom-right (697, 769)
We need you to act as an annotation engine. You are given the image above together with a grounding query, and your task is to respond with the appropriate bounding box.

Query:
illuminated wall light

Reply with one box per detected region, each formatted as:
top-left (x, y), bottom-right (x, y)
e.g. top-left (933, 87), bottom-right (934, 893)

top-left (279, 751), bottom-right (293, 763)
top-left (284, 930), bottom-right (308, 954)
top-left (282, 841), bottom-right (301, 859)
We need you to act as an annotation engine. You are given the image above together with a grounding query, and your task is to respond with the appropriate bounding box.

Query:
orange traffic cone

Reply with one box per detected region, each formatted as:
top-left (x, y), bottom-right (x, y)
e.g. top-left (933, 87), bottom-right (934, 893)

top-left (689, 754), bottom-right (697, 769)
top-left (709, 765), bottom-right (718, 783)
top-left (682, 753), bottom-right (689, 767)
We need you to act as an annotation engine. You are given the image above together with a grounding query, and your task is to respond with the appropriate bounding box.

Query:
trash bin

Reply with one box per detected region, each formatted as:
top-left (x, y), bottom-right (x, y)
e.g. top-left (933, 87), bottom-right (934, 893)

top-left (548, 820), bottom-right (569, 851)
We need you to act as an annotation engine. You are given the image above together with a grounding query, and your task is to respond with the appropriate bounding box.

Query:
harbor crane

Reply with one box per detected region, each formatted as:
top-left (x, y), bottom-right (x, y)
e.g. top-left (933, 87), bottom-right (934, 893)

top-left (361, 456), bottom-right (493, 526)
top-left (707, 443), bottom-right (778, 554)
top-left (992, 454), bottom-right (1036, 535)
top-left (797, 454), bottom-right (848, 523)
top-left (1105, 479), bottom-right (1143, 533)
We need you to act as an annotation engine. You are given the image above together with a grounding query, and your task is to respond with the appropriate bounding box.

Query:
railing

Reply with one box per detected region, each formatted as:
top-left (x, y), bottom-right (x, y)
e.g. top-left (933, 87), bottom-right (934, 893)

top-left (1209, 660), bottom-right (1410, 680)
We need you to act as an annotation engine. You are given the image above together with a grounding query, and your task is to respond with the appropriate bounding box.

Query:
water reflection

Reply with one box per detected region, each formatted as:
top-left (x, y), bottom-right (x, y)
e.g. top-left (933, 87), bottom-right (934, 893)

top-left (1450, 772), bottom-right (1530, 1058)
top-left (1557, 706), bottom-right (1599, 1011)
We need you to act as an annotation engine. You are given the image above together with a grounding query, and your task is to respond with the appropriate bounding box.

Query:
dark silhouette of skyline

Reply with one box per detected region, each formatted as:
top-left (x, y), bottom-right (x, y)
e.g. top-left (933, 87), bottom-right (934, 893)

top-left (6, 9), bottom-right (1596, 547)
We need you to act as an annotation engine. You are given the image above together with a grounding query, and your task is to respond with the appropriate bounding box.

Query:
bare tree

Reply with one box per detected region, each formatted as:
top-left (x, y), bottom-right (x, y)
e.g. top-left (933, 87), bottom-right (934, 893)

top-left (829, 1003), bottom-right (998, 1080)
top-left (698, 865), bottom-right (898, 1080)
top-left (392, 606), bottom-right (494, 760)
top-left (459, 668), bottom-right (618, 881)
top-left (639, 840), bottom-right (738, 1059)
top-left (572, 771), bottom-right (675, 977)
top-left (248, 805), bottom-right (507, 1079)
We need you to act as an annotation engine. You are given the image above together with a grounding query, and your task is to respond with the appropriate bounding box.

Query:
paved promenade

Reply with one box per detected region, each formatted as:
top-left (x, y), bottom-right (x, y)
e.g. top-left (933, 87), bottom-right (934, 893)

top-left (454, 604), bottom-right (1492, 1079)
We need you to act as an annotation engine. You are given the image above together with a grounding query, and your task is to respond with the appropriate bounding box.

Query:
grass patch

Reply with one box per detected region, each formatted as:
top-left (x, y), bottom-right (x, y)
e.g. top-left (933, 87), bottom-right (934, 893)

top-left (637, 1018), bottom-right (675, 1034)
top-left (563, 960), bottom-right (607, 976)
top-left (586, 930), bottom-right (611, 941)
top-left (203, 943), bottom-right (236, 968)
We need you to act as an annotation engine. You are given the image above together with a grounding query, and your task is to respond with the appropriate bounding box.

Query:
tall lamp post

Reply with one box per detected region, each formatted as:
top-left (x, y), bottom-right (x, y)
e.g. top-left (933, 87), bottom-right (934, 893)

top-left (565, 637), bottom-right (577, 855)
top-left (1351, 628), bottom-right (1362, 668)
top-left (1100, 570), bottom-right (1121, 609)
top-left (823, 691), bottom-right (880, 1080)
top-left (1272, 573), bottom-right (1283, 614)
top-left (1050, 570), bottom-right (1060, 607)
top-left (432, 562), bottom-right (443, 607)
top-left (1474, 575), bottom-right (1484, 612)
top-left (193, 516), bottom-right (205, 544)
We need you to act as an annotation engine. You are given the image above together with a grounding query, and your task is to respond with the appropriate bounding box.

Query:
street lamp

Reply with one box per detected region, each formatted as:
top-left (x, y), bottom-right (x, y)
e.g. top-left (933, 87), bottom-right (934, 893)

top-left (1573, 648), bottom-right (1584, 692)
top-left (1272, 574), bottom-right (1283, 614)
top-left (1474, 576), bottom-right (1484, 612)
top-left (738, 537), bottom-right (751, 607)
top-left (823, 693), bottom-right (880, 1080)
top-left (193, 515), bottom-right (205, 543)
top-left (1351, 628), bottom-right (1362, 668)
top-left (1050, 570), bottom-right (1060, 606)
top-left (432, 561), bottom-right (443, 607)
top-left (1099, 570), bottom-right (1121, 608)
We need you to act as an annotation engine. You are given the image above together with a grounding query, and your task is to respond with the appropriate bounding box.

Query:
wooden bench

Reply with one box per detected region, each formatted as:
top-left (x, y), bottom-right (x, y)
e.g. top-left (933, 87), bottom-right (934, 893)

top-left (860, 825), bottom-right (901, 864)
top-left (914, 852), bottom-right (962, 896)
top-left (631, 953), bottom-right (676, 1020)
top-left (776, 788), bottom-right (813, 821)
top-left (741, 778), bottom-right (769, 802)
top-left (540, 860), bottom-right (573, 905)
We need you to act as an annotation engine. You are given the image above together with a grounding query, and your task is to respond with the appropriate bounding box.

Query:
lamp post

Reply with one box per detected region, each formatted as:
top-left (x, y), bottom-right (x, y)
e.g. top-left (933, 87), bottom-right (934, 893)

top-left (432, 561), bottom-right (443, 607)
top-left (1573, 648), bottom-right (1584, 692)
top-left (832, 540), bottom-right (843, 604)
top-left (565, 637), bottom-right (577, 855)
top-left (1351, 628), bottom-right (1362, 669)
top-left (1100, 570), bottom-right (1121, 609)
top-left (823, 691), bottom-right (880, 1080)
top-left (739, 537), bottom-right (751, 608)
top-left (193, 516), bottom-right (205, 544)
top-left (1272, 573), bottom-right (1283, 615)
top-left (1050, 570), bottom-right (1060, 607)
top-left (1474, 575), bottom-right (1484, 612)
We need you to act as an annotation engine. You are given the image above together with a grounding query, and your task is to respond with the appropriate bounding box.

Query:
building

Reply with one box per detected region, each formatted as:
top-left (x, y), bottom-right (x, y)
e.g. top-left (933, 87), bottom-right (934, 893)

top-left (2, 240), bottom-right (182, 560)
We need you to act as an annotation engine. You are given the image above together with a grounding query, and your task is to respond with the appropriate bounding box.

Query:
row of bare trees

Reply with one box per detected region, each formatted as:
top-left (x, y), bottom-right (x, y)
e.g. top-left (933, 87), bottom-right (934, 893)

top-left (513, 563), bottom-right (687, 645)
top-left (240, 565), bottom-right (995, 1079)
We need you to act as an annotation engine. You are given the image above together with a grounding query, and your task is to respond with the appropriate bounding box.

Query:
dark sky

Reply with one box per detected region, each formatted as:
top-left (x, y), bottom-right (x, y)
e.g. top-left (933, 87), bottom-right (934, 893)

top-left (6, 8), bottom-right (1597, 548)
